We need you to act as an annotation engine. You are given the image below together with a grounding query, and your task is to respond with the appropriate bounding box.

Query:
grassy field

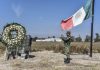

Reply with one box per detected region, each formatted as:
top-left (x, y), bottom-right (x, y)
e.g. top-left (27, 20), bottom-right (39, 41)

top-left (31, 42), bottom-right (100, 54)
top-left (0, 41), bottom-right (100, 54)
top-left (0, 42), bottom-right (6, 55)
top-left (0, 42), bottom-right (100, 70)
top-left (0, 51), bottom-right (100, 70)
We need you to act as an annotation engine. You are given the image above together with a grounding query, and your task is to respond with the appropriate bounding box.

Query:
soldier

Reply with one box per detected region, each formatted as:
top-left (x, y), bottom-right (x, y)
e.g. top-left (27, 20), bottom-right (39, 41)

top-left (7, 46), bottom-right (16, 60)
top-left (61, 31), bottom-right (71, 63)
top-left (25, 35), bottom-right (32, 59)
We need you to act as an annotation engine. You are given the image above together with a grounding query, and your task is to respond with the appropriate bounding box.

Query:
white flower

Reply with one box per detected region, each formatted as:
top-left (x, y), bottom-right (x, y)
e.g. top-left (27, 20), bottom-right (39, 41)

top-left (2, 23), bottom-right (26, 46)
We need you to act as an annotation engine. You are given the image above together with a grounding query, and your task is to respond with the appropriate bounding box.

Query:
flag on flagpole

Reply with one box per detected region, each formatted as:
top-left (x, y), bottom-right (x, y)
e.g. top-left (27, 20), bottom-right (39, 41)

top-left (84, 0), bottom-right (93, 20)
top-left (61, 0), bottom-right (92, 30)
top-left (61, 17), bottom-right (73, 30)
top-left (61, 7), bottom-right (86, 30)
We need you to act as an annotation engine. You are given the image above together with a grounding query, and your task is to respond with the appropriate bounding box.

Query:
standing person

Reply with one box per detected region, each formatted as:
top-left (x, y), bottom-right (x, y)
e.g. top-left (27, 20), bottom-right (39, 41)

top-left (25, 35), bottom-right (32, 59)
top-left (7, 46), bottom-right (16, 60)
top-left (61, 31), bottom-right (71, 63)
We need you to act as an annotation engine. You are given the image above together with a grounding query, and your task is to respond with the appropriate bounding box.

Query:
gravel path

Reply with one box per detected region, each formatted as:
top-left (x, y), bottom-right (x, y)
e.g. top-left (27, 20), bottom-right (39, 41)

top-left (0, 51), bottom-right (100, 70)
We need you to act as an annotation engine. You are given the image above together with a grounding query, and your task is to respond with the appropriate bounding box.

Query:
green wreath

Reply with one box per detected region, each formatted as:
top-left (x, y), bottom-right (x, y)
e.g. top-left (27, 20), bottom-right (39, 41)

top-left (2, 23), bottom-right (26, 46)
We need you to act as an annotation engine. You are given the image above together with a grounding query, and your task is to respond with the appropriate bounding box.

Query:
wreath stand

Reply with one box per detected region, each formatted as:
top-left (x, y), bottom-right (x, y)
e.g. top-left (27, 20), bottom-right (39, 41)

top-left (2, 23), bottom-right (31, 60)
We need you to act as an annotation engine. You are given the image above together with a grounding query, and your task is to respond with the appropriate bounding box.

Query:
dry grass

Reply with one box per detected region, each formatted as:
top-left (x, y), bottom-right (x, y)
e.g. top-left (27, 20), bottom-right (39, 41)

top-left (0, 51), bottom-right (100, 70)
top-left (31, 42), bottom-right (62, 51)
top-left (0, 42), bottom-right (6, 55)
top-left (0, 41), bottom-right (100, 54)
top-left (0, 41), bottom-right (100, 70)
top-left (31, 42), bottom-right (100, 54)
top-left (31, 42), bottom-right (64, 53)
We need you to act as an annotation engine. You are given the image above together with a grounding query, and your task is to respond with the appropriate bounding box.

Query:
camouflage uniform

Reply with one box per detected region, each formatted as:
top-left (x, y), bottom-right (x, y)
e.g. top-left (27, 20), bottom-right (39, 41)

top-left (7, 46), bottom-right (16, 60)
top-left (61, 31), bottom-right (71, 63)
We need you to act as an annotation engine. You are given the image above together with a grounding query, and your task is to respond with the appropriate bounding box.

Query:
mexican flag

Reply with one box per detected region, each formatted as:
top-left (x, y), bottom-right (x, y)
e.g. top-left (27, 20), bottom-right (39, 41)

top-left (61, 0), bottom-right (93, 30)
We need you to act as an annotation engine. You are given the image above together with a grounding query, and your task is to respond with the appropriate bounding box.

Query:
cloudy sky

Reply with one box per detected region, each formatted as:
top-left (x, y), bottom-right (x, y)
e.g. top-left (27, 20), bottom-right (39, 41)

top-left (0, 0), bottom-right (99, 39)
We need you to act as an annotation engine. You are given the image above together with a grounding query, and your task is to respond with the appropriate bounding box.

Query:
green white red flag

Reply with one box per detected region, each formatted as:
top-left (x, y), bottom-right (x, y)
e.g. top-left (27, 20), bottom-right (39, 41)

top-left (61, 0), bottom-right (93, 30)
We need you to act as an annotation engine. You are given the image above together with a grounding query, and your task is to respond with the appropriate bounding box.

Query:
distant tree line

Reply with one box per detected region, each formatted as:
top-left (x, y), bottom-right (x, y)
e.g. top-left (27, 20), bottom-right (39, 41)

top-left (84, 33), bottom-right (100, 42)
top-left (1, 33), bottom-right (99, 42)
top-left (94, 33), bottom-right (100, 42)
top-left (32, 33), bottom-right (100, 42)
top-left (71, 33), bottom-right (100, 42)
top-left (71, 35), bottom-right (82, 42)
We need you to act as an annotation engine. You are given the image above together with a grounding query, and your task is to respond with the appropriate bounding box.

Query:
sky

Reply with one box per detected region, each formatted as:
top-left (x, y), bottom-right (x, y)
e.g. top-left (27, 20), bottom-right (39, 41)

top-left (0, 0), bottom-right (100, 39)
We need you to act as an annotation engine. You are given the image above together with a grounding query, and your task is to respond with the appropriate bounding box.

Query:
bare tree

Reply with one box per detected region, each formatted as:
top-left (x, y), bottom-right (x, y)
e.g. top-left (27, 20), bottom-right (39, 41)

top-left (75, 35), bottom-right (82, 42)
top-left (94, 33), bottom-right (100, 42)
top-left (85, 35), bottom-right (91, 42)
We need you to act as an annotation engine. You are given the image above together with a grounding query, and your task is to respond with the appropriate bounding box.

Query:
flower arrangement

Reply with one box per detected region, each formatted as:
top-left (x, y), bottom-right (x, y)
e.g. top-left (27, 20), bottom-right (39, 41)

top-left (2, 23), bottom-right (26, 46)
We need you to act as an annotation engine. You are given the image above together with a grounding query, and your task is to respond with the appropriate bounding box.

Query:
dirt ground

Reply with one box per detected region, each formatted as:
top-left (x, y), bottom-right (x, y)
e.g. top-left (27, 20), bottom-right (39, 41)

top-left (0, 51), bottom-right (100, 70)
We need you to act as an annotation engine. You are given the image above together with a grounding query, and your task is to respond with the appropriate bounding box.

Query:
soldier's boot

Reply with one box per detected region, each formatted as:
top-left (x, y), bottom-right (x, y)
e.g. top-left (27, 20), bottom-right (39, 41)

top-left (70, 58), bottom-right (72, 60)
top-left (67, 58), bottom-right (70, 63)
top-left (13, 55), bottom-right (16, 59)
top-left (64, 58), bottom-right (70, 64)
top-left (7, 54), bottom-right (10, 60)
top-left (64, 58), bottom-right (67, 62)
top-left (11, 52), bottom-right (16, 59)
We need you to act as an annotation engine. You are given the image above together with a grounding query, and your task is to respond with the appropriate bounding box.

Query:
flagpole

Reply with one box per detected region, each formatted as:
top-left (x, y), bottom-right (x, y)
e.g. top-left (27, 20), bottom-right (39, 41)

top-left (90, 0), bottom-right (95, 57)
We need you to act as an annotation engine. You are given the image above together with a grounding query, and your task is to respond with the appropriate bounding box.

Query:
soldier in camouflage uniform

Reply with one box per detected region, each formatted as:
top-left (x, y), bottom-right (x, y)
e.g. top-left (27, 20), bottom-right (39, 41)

top-left (61, 31), bottom-right (71, 63)
top-left (7, 46), bottom-right (16, 60)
